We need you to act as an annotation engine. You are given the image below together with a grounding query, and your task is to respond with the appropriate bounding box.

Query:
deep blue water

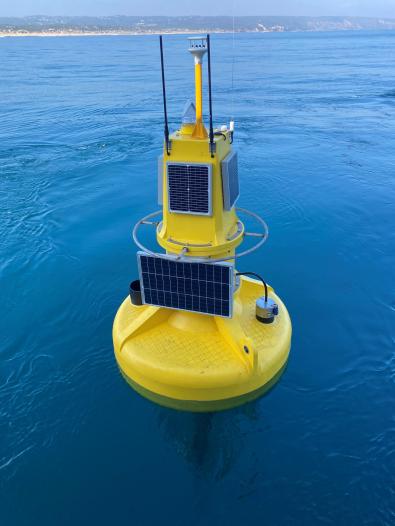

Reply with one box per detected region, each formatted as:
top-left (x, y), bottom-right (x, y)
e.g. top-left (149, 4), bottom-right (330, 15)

top-left (1, 30), bottom-right (395, 525)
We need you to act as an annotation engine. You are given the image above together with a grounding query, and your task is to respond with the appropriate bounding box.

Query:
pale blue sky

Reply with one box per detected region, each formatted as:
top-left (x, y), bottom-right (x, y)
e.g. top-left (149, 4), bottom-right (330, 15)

top-left (1, 0), bottom-right (394, 18)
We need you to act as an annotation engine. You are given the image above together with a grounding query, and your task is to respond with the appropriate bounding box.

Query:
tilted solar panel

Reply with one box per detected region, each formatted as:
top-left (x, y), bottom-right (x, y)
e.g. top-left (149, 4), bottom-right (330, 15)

top-left (221, 151), bottom-right (239, 211)
top-left (167, 163), bottom-right (212, 215)
top-left (137, 252), bottom-right (233, 318)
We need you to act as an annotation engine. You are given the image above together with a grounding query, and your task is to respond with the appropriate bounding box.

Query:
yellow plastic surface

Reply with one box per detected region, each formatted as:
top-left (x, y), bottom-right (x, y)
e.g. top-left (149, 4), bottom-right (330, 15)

top-left (192, 62), bottom-right (208, 139)
top-left (113, 276), bottom-right (292, 411)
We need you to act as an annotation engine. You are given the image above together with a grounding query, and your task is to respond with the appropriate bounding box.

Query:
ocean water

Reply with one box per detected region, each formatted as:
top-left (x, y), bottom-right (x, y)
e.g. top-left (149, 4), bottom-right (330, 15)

top-left (1, 30), bottom-right (394, 525)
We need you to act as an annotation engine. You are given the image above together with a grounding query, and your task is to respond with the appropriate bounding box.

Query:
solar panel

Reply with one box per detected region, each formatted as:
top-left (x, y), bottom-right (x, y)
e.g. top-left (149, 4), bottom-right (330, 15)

top-left (221, 151), bottom-right (239, 211)
top-left (137, 252), bottom-right (233, 318)
top-left (167, 163), bottom-right (212, 215)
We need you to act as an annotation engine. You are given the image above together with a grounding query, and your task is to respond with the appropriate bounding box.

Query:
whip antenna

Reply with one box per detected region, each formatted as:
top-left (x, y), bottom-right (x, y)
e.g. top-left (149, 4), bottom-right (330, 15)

top-left (159, 35), bottom-right (171, 155)
top-left (207, 34), bottom-right (215, 158)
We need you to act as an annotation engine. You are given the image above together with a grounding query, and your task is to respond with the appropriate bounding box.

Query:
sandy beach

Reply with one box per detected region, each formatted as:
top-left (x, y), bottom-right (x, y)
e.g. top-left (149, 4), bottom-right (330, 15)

top-left (0, 29), bottom-right (232, 38)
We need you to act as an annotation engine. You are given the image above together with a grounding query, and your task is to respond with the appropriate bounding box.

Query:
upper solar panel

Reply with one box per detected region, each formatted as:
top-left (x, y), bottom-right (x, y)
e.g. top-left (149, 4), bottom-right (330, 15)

top-left (167, 163), bottom-right (212, 215)
top-left (221, 151), bottom-right (239, 211)
top-left (138, 252), bottom-right (233, 318)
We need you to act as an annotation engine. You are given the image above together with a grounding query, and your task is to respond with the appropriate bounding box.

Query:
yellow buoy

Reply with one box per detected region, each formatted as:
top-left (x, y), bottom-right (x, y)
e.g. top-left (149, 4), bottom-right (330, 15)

top-left (113, 35), bottom-right (292, 412)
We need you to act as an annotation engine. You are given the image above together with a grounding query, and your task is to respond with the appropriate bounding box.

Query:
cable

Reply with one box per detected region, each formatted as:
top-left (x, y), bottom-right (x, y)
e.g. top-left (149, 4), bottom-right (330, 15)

top-left (236, 272), bottom-right (268, 302)
top-left (214, 131), bottom-right (227, 140)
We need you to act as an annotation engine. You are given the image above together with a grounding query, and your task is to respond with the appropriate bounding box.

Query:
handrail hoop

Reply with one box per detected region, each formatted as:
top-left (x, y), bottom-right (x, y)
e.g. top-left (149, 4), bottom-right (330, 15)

top-left (132, 207), bottom-right (269, 263)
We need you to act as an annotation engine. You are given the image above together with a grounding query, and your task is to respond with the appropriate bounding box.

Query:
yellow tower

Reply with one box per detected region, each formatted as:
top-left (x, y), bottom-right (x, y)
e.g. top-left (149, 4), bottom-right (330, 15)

top-left (113, 35), bottom-right (292, 411)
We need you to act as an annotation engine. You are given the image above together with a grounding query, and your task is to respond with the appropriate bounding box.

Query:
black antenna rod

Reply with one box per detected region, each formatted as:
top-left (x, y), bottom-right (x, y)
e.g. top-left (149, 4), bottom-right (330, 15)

top-left (207, 34), bottom-right (215, 158)
top-left (159, 35), bottom-right (170, 155)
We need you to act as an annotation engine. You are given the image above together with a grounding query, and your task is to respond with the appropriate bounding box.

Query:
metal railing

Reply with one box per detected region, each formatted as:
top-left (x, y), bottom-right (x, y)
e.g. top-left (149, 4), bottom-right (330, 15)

top-left (132, 207), bottom-right (269, 263)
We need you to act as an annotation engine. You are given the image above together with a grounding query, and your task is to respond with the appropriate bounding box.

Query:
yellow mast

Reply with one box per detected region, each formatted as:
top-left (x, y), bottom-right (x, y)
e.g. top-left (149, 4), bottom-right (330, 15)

top-left (189, 37), bottom-right (209, 139)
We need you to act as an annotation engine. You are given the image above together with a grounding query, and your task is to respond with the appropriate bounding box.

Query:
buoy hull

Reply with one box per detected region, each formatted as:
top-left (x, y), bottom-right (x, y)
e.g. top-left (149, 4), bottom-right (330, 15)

top-left (113, 276), bottom-right (291, 412)
top-left (119, 362), bottom-right (288, 412)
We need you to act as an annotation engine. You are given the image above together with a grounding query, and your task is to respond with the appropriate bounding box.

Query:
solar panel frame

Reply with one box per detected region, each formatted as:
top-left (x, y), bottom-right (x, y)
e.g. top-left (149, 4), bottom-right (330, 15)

top-left (166, 162), bottom-right (213, 216)
top-left (137, 252), bottom-right (234, 318)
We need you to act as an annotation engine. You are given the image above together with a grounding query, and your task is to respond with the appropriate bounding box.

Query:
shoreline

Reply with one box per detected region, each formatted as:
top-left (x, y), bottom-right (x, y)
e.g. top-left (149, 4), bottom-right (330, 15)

top-left (2, 28), bottom-right (394, 38)
top-left (1, 30), bottom-right (233, 38)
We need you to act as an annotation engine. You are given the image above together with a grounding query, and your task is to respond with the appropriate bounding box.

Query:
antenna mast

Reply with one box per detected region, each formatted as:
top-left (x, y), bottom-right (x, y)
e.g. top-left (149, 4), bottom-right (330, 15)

top-left (159, 35), bottom-right (171, 155)
top-left (207, 34), bottom-right (215, 158)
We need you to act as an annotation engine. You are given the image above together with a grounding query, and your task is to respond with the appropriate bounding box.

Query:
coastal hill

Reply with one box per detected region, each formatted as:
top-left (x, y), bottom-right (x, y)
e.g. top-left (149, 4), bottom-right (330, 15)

top-left (1, 15), bottom-right (395, 36)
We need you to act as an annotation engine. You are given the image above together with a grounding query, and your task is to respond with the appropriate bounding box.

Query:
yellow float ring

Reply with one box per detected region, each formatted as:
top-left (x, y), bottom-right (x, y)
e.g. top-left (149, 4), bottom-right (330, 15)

top-left (113, 276), bottom-right (291, 412)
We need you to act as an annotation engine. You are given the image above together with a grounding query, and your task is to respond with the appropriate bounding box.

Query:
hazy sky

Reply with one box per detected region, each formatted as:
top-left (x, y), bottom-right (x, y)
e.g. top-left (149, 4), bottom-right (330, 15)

top-left (1, 0), bottom-right (394, 18)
